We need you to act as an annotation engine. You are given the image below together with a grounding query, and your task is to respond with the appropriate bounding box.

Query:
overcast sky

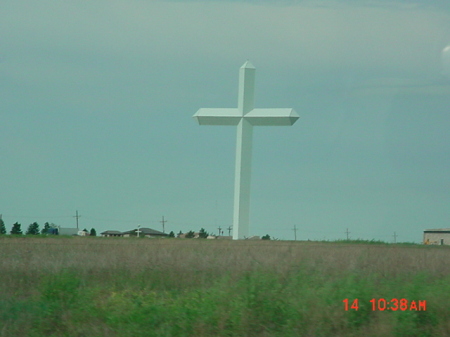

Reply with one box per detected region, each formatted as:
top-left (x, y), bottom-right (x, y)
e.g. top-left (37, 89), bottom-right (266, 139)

top-left (1, 0), bottom-right (449, 242)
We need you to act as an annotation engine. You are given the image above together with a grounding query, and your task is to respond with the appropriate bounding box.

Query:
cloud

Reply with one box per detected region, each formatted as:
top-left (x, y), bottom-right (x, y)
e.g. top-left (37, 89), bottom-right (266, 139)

top-left (1, 1), bottom-right (449, 92)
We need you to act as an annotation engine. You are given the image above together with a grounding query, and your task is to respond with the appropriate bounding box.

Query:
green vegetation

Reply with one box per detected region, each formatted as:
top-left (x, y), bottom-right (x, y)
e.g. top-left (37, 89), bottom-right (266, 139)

top-left (198, 228), bottom-right (209, 238)
top-left (0, 217), bottom-right (6, 235)
top-left (185, 230), bottom-right (195, 238)
top-left (10, 222), bottom-right (22, 235)
top-left (0, 220), bottom-right (98, 237)
top-left (41, 222), bottom-right (51, 234)
top-left (26, 222), bottom-right (40, 235)
top-left (0, 237), bottom-right (449, 336)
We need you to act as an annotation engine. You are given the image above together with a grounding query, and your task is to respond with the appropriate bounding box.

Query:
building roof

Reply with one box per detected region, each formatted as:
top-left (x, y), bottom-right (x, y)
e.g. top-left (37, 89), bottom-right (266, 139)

top-left (122, 227), bottom-right (168, 236)
top-left (101, 230), bottom-right (123, 235)
top-left (424, 228), bottom-right (450, 233)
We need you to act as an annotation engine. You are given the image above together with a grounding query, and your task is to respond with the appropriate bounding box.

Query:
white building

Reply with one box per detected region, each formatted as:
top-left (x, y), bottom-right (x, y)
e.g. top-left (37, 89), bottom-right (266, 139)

top-left (58, 227), bottom-right (79, 236)
top-left (423, 229), bottom-right (450, 245)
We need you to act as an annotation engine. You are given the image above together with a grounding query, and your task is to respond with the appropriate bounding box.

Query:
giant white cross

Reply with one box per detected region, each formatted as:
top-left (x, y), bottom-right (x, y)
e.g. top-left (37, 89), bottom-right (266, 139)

top-left (193, 61), bottom-right (299, 240)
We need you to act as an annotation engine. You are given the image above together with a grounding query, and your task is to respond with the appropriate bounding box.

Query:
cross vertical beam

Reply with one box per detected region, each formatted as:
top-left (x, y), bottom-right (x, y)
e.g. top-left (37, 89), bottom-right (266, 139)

top-left (233, 118), bottom-right (253, 239)
top-left (234, 62), bottom-right (254, 240)
top-left (193, 61), bottom-right (299, 240)
top-left (238, 61), bottom-right (255, 114)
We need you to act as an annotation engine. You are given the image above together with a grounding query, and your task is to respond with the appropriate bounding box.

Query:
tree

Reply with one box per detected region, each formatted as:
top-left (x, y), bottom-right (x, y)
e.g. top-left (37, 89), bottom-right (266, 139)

top-left (199, 228), bottom-right (208, 238)
top-left (26, 222), bottom-right (40, 235)
top-left (262, 234), bottom-right (271, 240)
top-left (41, 222), bottom-right (51, 234)
top-left (185, 230), bottom-right (195, 238)
top-left (168, 231), bottom-right (175, 238)
top-left (90, 228), bottom-right (97, 236)
top-left (10, 222), bottom-right (22, 235)
top-left (0, 217), bottom-right (6, 235)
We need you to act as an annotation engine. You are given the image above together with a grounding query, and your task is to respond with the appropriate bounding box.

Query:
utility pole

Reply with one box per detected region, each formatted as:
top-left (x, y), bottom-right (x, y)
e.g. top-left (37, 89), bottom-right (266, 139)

top-left (393, 232), bottom-right (398, 244)
top-left (292, 225), bottom-right (298, 241)
top-left (345, 228), bottom-right (350, 240)
top-left (217, 226), bottom-right (222, 236)
top-left (73, 210), bottom-right (81, 229)
top-left (160, 216), bottom-right (167, 233)
top-left (227, 225), bottom-right (232, 236)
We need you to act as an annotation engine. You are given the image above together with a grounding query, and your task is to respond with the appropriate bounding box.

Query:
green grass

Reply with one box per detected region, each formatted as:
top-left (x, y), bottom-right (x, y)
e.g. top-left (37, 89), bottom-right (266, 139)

top-left (1, 237), bottom-right (449, 336)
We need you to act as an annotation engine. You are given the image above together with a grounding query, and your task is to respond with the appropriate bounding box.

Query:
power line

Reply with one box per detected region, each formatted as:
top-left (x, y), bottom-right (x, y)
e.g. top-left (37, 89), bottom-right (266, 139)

top-left (160, 216), bottom-right (167, 233)
top-left (292, 225), bottom-right (298, 241)
top-left (227, 225), bottom-right (232, 236)
top-left (345, 228), bottom-right (351, 240)
top-left (82, 216), bottom-right (154, 224)
top-left (73, 210), bottom-right (81, 229)
top-left (1, 215), bottom-right (72, 219)
top-left (393, 232), bottom-right (398, 243)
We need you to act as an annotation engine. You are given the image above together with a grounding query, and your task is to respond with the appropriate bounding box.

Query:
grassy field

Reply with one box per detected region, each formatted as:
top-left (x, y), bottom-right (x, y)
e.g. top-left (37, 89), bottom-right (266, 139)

top-left (1, 236), bottom-right (449, 337)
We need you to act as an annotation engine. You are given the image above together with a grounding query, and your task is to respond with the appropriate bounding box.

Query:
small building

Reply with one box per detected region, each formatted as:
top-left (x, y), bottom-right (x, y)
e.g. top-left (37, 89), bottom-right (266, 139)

top-left (101, 230), bottom-right (123, 237)
top-left (122, 227), bottom-right (168, 238)
top-left (423, 229), bottom-right (450, 245)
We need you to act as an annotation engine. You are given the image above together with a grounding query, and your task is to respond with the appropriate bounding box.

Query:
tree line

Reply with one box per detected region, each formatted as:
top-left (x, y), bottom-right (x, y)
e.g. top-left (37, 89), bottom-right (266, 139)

top-left (173, 228), bottom-right (271, 240)
top-left (0, 219), bottom-right (271, 240)
top-left (0, 218), bottom-right (97, 236)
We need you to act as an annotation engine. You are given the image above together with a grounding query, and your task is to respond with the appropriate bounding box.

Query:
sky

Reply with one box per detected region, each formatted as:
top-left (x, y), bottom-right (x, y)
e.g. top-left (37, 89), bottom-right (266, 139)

top-left (1, 0), bottom-right (449, 242)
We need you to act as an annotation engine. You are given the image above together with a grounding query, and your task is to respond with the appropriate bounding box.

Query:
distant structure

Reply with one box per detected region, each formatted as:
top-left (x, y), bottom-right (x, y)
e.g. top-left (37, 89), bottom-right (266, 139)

top-left (78, 230), bottom-right (90, 236)
top-left (100, 230), bottom-right (123, 237)
top-left (121, 227), bottom-right (168, 238)
top-left (100, 228), bottom-right (168, 238)
top-left (193, 61), bottom-right (299, 240)
top-left (58, 227), bottom-right (79, 236)
top-left (423, 229), bottom-right (450, 245)
top-left (47, 228), bottom-right (59, 235)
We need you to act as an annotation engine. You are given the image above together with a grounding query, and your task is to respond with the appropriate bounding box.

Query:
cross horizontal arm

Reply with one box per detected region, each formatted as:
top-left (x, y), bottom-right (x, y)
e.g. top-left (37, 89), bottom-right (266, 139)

top-left (193, 108), bottom-right (241, 125)
top-left (244, 108), bottom-right (299, 126)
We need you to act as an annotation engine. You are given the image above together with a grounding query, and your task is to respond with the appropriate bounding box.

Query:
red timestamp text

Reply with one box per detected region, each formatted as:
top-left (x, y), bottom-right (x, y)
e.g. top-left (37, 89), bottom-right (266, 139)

top-left (343, 298), bottom-right (427, 311)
